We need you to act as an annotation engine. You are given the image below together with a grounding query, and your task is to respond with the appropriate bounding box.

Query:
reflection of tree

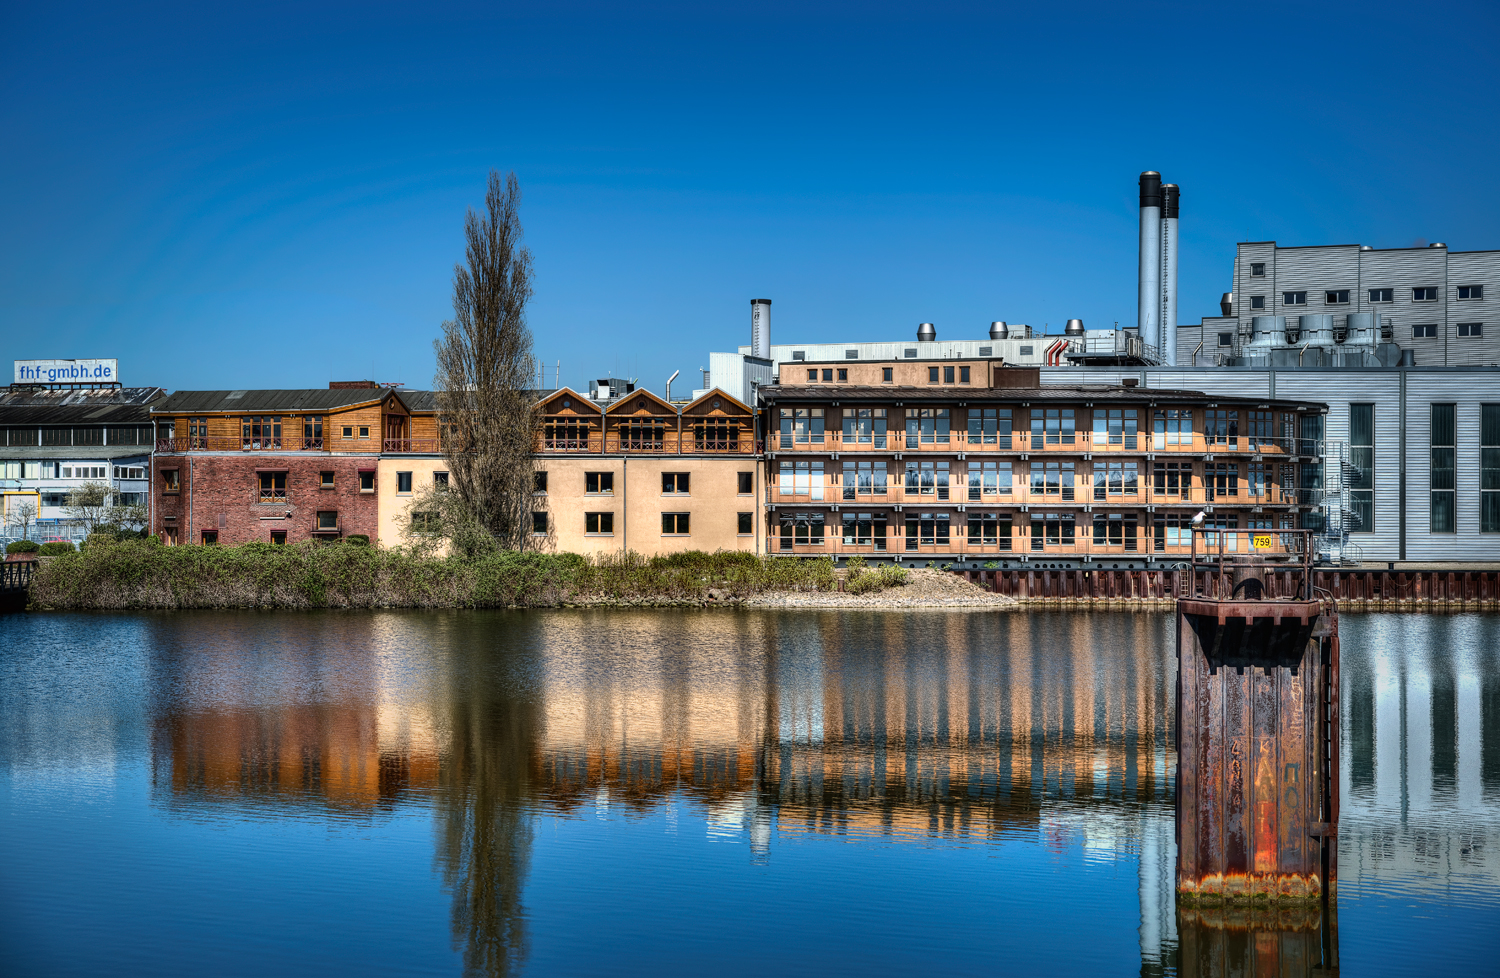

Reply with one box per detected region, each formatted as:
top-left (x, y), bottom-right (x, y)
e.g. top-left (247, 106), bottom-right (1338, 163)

top-left (435, 639), bottom-right (539, 978)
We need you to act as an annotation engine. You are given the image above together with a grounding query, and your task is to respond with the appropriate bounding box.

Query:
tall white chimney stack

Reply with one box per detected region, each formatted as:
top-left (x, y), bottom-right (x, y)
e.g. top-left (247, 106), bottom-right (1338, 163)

top-left (750, 299), bottom-right (772, 359)
top-left (1138, 171), bottom-right (1163, 354)
top-left (1160, 183), bottom-right (1179, 366)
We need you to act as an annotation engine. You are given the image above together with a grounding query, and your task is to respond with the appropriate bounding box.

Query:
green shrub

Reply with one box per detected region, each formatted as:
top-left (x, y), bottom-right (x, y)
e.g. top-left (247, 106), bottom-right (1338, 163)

top-left (82, 532), bottom-right (118, 551)
top-left (6, 539), bottom-right (41, 555)
top-left (983, 561), bottom-right (1002, 570)
top-left (38, 541), bottom-right (77, 556)
top-left (345, 534), bottom-right (370, 546)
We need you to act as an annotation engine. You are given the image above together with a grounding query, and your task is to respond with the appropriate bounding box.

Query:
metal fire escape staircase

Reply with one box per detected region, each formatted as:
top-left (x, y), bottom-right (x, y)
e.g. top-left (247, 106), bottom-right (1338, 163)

top-left (1318, 440), bottom-right (1362, 566)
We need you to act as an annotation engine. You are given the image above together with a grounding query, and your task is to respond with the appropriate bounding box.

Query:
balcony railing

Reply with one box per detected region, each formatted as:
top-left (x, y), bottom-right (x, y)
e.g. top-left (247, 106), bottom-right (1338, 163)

top-left (383, 438), bottom-right (444, 454)
top-left (254, 488), bottom-right (291, 505)
top-left (771, 431), bottom-right (1321, 456)
top-left (769, 484), bottom-right (1302, 506)
top-left (156, 436), bottom-right (328, 453)
top-left (534, 432), bottom-right (760, 454)
top-left (764, 532), bottom-right (1308, 558)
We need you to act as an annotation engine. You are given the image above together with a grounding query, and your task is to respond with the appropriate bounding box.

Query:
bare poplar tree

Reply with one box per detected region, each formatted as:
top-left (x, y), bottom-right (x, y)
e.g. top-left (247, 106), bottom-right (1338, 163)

top-left (435, 170), bottom-right (540, 553)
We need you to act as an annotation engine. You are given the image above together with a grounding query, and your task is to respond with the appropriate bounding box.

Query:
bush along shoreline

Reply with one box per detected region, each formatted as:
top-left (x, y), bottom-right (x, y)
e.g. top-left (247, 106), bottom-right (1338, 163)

top-left (23, 539), bottom-right (903, 611)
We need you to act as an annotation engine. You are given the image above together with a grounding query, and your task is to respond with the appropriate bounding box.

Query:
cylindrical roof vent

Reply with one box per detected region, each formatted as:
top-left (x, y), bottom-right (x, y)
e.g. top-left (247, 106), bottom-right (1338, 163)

top-left (1429, 242), bottom-right (1447, 248)
top-left (990, 321), bottom-right (1008, 339)
top-left (917, 323), bottom-right (936, 341)
top-left (1064, 318), bottom-right (1085, 336)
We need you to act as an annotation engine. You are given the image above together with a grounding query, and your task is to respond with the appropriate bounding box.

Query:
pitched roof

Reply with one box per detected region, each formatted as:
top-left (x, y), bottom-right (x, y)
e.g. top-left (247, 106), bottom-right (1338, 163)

top-left (759, 384), bottom-right (1326, 410)
top-left (0, 386), bottom-right (166, 425)
top-left (151, 388), bottom-right (399, 414)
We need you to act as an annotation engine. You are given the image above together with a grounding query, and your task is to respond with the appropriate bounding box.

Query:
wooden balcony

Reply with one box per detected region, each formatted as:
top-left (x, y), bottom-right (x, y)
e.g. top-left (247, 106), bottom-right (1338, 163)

top-left (156, 436), bottom-right (328, 453)
top-left (383, 438), bottom-right (444, 454)
top-left (534, 432), bottom-right (761, 454)
top-left (772, 431), bottom-right (1320, 457)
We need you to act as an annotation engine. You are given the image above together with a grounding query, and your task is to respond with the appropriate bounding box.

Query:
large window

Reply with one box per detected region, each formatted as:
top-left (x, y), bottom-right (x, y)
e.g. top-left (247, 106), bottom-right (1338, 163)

top-left (842, 460), bottom-right (888, 499)
top-left (1031, 461), bottom-right (1075, 500)
top-left (779, 513), bottom-right (823, 550)
top-left (242, 416), bottom-right (282, 449)
top-left (778, 460), bottom-right (823, 500)
top-left (966, 408), bottom-right (1011, 447)
top-left (1030, 408), bottom-right (1075, 447)
top-left (906, 408), bottom-right (950, 445)
top-left (779, 408), bottom-right (824, 447)
top-left (586, 472), bottom-right (614, 494)
top-left (1153, 461), bottom-right (1190, 497)
top-left (966, 513), bottom-right (1011, 549)
top-left (1299, 414), bottom-right (1325, 531)
top-left (303, 415), bottom-right (323, 448)
top-left (1030, 513), bottom-right (1075, 551)
top-left (1349, 404), bottom-right (1374, 532)
top-left (841, 512), bottom-right (887, 550)
top-left (1206, 462), bottom-right (1238, 499)
top-left (841, 407), bottom-right (888, 447)
top-left (257, 471), bottom-right (287, 502)
top-left (1093, 461), bottom-right (1138, 499)
top-left (1246, 410), bottom-right (1273, 449)
top-left (585, 512), bottom-right (614, 535)
top-left (661, 512), bottom-right (690, 535)
top-left (967, 461), bottom-right (1012, 500)
top-left (1153, 409), bottom-right (1190, 448)
top-left (1483, 406), bottom-right (1500, 533)
top-left (1205, 409), bottom-right (1238, 448)
top-left (1092, 514), bottom-right (1138, 551)
top-left (1093, 408), bottom-right (1138, 448)
top-left (904, 512), bottom-right (950, 550)
top-left (904, 460), bottom-right (950, 499)
top-left (662, 473), bottom-right (689, 494)
top-left (1430, 403), bottom-right (1456, 533)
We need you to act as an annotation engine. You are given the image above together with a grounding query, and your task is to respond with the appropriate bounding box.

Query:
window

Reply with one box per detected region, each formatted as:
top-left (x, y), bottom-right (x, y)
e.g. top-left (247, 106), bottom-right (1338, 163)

top-left (967, 461), bottom-right (1012, 499)
top-left (1413, 323), bottom-right (1437, 338)
top-left (270, 530), bottom-right (287, 545)
top-left (778, 460), bottom-right (824, 499)
top-left (342, 426), bottom-right (353, 438)
top-left (434, 471), bottom-right (449, 490)
top-left (1483, 406), bottom-right (1500, 532)
top-left (1030, 460), bottom-right (1075, 500)
top-left (1250, 262), bottom-right (1266, 277)
top-left (841, 512), bottom-right (888, 550)
top-left (586, 512), bottom-right (614, 535)
top-left (662, 472), bottom-right (689, 494)
top-left (822, 369), bottom-right (834, 382)
top-left (303, 415), bottom-right (323, 448)
top-left (201, 531), bottom-right (218, 545)
top-left (906, 408), bottom-right (950, 445)
top-left (1248, 462), bottom-right (1268, 497)
top-left (959, 366), bottom-right (970, 383)
top-left (1299, 414), bottom-right (1326, 531)
top-left (1093, 461), bottom-right (1138, 498)
top-left (1250, 295), bottom-right (1266, 310)
top-left (928, 367), bottom-right (940, 384)
top-left (966, 513), bottom-right (1011, 549)
top-left (904, 460), bottom-right (951, 499)
top-left (738, 512), bottom-right (753, 534)
top-left (1325, 290), bottom-right (1350, 305)
top-left (1458, 322), bottom-right (1483, 338)
top-left (1283, 291), bottom-right (1307, 306)
top-left (944, 366), bottom-right (955, 384)
top-left (1092, 514), bottom-right (1138, 551)
top-left (358, 426), bottom-right (370, 439)
top-left (967, 408), bottom-right (1012, 447)
top-left (1030, 513), bottom-right (1075, 551)
top-left (532, 511), bottom-right (548, 535)
top-left (837, 368), bottom-right (848, 381)
top-left (1206, 462), bottom-right (1238, 499)
top-left (355, 471), bottom-right (374, 492)
top-left (397, 471), bottom-right (413, 494)
top-left (410, 511), bottom-right (440, 534)
top-left (905, 348), bottom-right (917, 358)
top-left (1205, 409), bottom-right (1239, 448)
top-left (1019, 346), bottom-right (1033, 356)
top-left (242, 416), bottom-right (282, 449)
top-left (1430, 403), bottom-right (1455, 533)
top-left (1413, 287), bottom-right (1438, 302)
top-left (1152, 514), bottom-right (1191, 551)
top-left (841, 460), bottom-right (888, 499)
top-left (534, 471), bottom-right (548, 493)
top-left (778, 408), bottom-right (824, 447)
top-left (188, 417), bottom-right (208, 449)
top-left (320, 471), bottom-right (335, 488)
top-left (842, 407), bottom-right (888, 447)
top-left (1153, 408), bottom-right (1191, 448)
top-left (979, 346), bottom-right (993, 357)
top-left (662, 512), bottom-right (690, 535)
top-left (1153, 461), bottom-right (1190, 497)
top-left (737, 472), bottom-right (752, 494)
top-left (882, 367), bottom-right (893, 383)
top-left (114, 466), bottom-right (145, 480)
top-left (1349, 404), bottom-right (1374, 532)
top-left (1458, 285), bottom-right (1484, 300)
top-left (791, 351), bottom-right (806, 361)
top-left (1369, 288), bottom-right (1393, 303)
top-left (257, 471), bottom-right (287, 502)
top-left (316, 511), bottom-right (339, 531)
top-left (1218, 332), bottom-right (1233, 347)
top-left (162, 469), bottom-right (180, 493)
top-left (904, 512), bottom-right (950, 550)
top-left (845, 350), bottom-right (859, 359)
top-left (587, 472), bottom-right (615, 494)
top-left (807, 369), bottom-right (818, 381)
top-left (1092, 408), bottom-right (1138, 448)
top-left (779, 513), bottom-right (824, 549)
top-left (1247, 410), bottom-right (1274, 449)
top-left (1029, 408), bottom-right (1075, 447)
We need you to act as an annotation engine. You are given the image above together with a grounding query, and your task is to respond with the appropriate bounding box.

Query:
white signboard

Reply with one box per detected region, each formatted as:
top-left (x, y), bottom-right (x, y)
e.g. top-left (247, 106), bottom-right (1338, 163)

top-left (14, 359), bottom-right (119, 385)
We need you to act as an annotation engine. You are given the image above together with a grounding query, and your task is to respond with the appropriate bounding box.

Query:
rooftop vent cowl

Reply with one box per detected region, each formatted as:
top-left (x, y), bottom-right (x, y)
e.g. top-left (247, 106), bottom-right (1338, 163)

top-left (1064, 318), bottom-right (1086, 336)
top-left (917, 323), bottom-right (936, 341)
top-left (989, 321), bottom-right (1008, 339)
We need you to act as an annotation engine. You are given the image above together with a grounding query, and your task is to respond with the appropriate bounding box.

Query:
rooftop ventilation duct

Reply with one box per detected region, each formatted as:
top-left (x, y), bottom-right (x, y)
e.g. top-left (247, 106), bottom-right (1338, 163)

top-left (990, 321), bottom-right (1008, 339)
top-left (1064, 318), bottom-right (1086, 336)
top-left (917, 323), bottom-right (936, 341)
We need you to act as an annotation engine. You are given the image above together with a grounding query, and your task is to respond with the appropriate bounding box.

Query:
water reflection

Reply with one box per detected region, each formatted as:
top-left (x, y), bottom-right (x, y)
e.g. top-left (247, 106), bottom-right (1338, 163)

top-left (5, 609), bottom-right (1489, 974)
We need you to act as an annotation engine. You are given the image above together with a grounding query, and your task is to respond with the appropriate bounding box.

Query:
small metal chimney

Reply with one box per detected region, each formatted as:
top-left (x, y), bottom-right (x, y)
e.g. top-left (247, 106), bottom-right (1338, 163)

top-left (990, 321), bottom-right (1008, 339)
top-left (750, 299), bottom-right (772, 359)
top-left (665, 369), bottom-right (679, 401)
top-left (1064, 318), bottom-right (1085, 336)
top-left (917, 323), bottom-right (936, 342)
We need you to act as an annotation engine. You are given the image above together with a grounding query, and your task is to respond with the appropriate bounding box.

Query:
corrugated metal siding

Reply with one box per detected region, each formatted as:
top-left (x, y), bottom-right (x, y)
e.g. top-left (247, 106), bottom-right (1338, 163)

top-left (1272, 245), bottom-right (1361, 329)
top-left (1447, 252), bottom-right (1500, 367)
top-left (1403, 373), bottom-right (1500, 560)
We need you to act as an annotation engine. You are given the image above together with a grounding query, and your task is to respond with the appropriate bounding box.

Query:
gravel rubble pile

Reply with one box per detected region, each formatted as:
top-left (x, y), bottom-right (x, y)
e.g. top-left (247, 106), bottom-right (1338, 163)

top-left (743, 569), bottom-right (1017, 609)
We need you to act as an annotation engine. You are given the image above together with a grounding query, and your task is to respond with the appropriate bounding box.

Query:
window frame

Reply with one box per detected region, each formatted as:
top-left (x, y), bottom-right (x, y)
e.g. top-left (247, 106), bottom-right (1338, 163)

top-left (1282, 291), bottom-right (1307, 306)
top-left (661, 512), bottom-right (691, 535)
top-left (1430, 403), bottom-right (1456, 534)
top-left (1458, 284), bottom-right (1484, 300)
top-left (1458, 322), bottom-right (1482, 338)
top-left (585, 511), bottom-right (615, 535)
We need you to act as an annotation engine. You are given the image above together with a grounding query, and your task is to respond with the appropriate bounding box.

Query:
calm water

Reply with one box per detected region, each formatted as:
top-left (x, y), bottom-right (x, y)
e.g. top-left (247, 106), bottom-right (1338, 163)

top-left (1, 609), bottom-right (1496, 976)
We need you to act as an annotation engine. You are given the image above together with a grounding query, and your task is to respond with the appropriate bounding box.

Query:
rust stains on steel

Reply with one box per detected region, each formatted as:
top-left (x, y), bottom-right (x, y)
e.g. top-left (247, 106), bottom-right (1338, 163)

top-left (1176, 598), bottom-right (1339, 905)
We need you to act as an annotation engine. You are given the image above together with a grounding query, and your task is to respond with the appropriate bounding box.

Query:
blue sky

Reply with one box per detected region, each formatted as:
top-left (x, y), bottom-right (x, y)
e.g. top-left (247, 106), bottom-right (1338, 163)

top-left (3, 0), bottom-right (1498, 394)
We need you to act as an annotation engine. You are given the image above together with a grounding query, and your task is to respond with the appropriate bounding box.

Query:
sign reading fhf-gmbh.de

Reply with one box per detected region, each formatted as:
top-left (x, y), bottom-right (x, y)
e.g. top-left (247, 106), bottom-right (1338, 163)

top-left (14, 359), bottom-right (120, 385)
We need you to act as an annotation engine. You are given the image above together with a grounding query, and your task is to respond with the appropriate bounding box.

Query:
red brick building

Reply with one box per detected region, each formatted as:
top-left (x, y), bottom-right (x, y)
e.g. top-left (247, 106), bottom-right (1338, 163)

top-left (151, 384), bottom-right (431, 545)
